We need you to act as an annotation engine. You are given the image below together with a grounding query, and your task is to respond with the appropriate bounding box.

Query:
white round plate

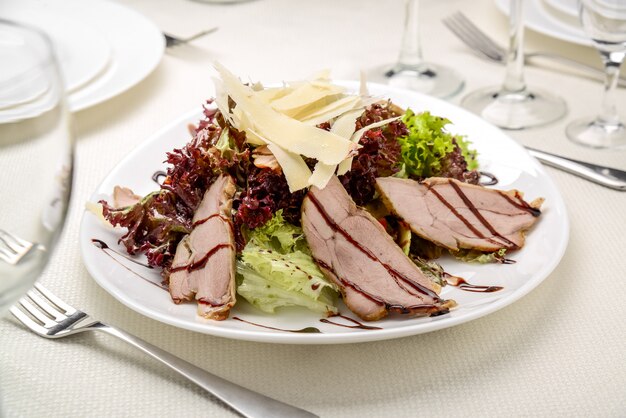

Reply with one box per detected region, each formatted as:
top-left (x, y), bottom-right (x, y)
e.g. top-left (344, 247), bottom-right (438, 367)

top-left (544, 0), bottom-right (578, 17)
top-left (1, 5), bottom-right (112, 95)
top-left (0, 0), bottom-right (165, 112)
top-left (495, 0), bottom-right (591, 46)
top-left (80, 81), bottom-right (569, 344)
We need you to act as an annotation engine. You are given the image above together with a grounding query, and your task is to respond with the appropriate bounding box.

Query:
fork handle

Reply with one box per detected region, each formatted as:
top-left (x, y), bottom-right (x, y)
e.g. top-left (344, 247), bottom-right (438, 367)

top-left (526, 52), bottom-right (626, 88)
top-left (94, 323), bottom-right (317, 418)
top-left (526, 147), bottom-right (626, 191)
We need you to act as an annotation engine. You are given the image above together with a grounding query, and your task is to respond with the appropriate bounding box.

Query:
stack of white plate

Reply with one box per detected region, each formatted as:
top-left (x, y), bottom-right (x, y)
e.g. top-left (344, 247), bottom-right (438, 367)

top-left (495, 0), bottom-right (591, 46)
top-left (0, 0), bottom-right (165, 116)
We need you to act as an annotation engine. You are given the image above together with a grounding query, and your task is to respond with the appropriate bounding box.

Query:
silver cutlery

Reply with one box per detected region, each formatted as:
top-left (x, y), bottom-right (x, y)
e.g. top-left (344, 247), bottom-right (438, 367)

top-left (10, 283), bottom-right (317, 418)
top-left (0, 229), bottom-right (37, 265)
top-left (443, 12), bottom-right (626, 88)
top-left (526, 147), bottom-right (626, 191)
top-left (163, 27), bottom-right (219, 48)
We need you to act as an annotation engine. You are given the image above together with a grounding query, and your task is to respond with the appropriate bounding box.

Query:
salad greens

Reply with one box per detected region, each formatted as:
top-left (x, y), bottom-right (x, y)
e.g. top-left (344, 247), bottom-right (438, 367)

top-left (397, 110), bottom-right (478, 179)
top-left (453, 248), bottom-right (508, 264)
top-left (236, 211), bottom-right (339, 314)
top-left (100, 85), bottom-right (492, 321)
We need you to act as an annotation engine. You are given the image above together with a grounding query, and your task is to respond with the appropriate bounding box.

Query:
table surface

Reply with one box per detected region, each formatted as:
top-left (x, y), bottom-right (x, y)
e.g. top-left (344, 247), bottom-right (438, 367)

top-left (2, 0), bottom-right (625, 416)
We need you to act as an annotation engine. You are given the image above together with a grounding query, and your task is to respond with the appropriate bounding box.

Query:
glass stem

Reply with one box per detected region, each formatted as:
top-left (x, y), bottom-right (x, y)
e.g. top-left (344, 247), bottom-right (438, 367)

top-left (397, 0), bottom-right (423, 68)
top-left (597, 50), bottom-right (625, 126)
top-left (502, 0), bottom-right (527, 93)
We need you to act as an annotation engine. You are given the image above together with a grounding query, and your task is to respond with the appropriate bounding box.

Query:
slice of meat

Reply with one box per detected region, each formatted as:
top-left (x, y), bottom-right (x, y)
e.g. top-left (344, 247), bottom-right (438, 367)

top-left (375, 177), bottom-right (542, 253)
top-left (301, 176), bottom-right (453, 321)
top-left (168, 175), bottom-right (237, 320)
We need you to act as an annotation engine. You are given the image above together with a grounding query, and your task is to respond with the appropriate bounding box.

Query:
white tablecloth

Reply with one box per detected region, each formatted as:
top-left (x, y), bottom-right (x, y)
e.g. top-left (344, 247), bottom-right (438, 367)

top-left (2, 0), bottom-right (625, 416)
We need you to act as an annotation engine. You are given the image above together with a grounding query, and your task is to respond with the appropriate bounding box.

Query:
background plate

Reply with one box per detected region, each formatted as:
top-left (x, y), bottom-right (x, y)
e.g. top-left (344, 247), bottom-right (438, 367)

top-left (1, 0), bottom-right (165, 112)
top-left (495, 0), bottom-right (591, 46)
top-left (80, 81), bottom-right (569, 344)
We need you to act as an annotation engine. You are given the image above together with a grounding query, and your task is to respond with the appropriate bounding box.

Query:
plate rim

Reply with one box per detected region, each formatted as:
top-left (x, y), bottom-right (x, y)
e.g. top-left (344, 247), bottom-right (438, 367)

top-left (79, 81), bottom-right (570, 344)
top-left (495, 0), bottom-right (591, 47)
top-left (2, 0), bottom-right (165, 112)
top-left (68, 0), bottom-right (164, 112)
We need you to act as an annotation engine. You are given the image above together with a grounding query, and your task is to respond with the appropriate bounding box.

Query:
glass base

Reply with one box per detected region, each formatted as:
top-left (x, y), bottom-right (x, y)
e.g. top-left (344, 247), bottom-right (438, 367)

top-left (566, 117), bottom-right (626, 149)
top-left (461, 86), bottom-right (567, 130)
top-left (369, 62), bottom-right (464, 99)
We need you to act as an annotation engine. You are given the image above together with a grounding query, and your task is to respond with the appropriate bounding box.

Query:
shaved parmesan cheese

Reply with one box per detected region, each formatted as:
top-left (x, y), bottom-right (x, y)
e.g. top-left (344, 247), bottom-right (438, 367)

top-left (308, 161), bottom-right (337, 189)
top-left (255, 86), bottom-right (293, 103)
top-left (300, 96), bottom-right (361, 125)
top-left (359, 71), bottom-right (369, 97)
top-left (214, 63), bottom-right (358, 165)
top-left (331, 109), bottom-right (364, 139)
top-left (348, 116), bottom-right (401, 143)
top-left (85, 202), bottom-right (114, 229)
top-left (265, 144), bottom-right (312, 192)
top-left (212, 78), bottom-right (236, 127)
top-left (270, 82), bottom-right (345, 117)
top-left (250, 129), bottom-right (312, 192)
top-left (337, 116), bottom-right (401, 175)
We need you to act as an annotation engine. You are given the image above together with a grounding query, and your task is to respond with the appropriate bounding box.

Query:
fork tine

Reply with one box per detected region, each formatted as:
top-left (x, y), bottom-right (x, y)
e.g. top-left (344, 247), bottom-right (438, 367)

top-left (443, 15), bottom-right (494, 59)
top-left (27, 289), bottom-right (67, 321)
top-left (448, 12), bottom-right (505, 60)
top-left (17, 298), bottom-right (58, 326)
top-left (0, 229), bottom-right (25, 249)
top-left (34, 283), bottom-right (77, 315)
top-left (443, 12), bottom-right (506, 61)
top-left (10, 305), bottom-right (50, 335)
top-left (0, 236), bottom-right (18, 255)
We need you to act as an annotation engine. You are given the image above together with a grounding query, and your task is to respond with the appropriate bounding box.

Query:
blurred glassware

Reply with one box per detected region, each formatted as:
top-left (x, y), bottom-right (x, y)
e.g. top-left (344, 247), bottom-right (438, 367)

top-left (566, 0), bottom-right (626, 148)
top-left (369, 0), bottom-right (464, 99)
top-left (461, 0), bottom-right (567, 129)
top-left (0, 19), bottom-right (73, 313)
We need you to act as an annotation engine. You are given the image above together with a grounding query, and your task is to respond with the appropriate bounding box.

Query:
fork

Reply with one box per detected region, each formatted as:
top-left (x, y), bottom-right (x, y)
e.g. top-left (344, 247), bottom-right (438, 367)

top-left (0, 229), bottom-right (37, 265)
top-left (10, 284), bottom-right (317, 418)
top-left (443, 12), bottom-right (626, 87)
top-left (163, 27), bottom-right (219, 47)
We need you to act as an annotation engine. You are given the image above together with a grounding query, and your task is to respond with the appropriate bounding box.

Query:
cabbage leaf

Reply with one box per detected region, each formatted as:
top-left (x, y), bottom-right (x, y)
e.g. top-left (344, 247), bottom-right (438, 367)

top-left (236, 211), bottom-right (339, 314)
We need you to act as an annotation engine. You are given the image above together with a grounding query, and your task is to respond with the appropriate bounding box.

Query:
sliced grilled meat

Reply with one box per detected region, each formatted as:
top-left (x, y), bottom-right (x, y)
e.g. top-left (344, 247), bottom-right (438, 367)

top-left (375, 177), bottom-right (542, 253)
top-left (302, 176), bottom-right (453, 321)
top-left (169, 175), bottom-right (236, 320)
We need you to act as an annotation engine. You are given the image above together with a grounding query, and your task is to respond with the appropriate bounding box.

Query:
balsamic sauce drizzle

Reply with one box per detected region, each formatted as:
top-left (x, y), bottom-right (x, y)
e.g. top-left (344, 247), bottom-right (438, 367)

top-left (169, 243), bottom-right (233, 273)
top-left (479, 171), bottom-right (499, 186)
top-left (232, 317), bottom-right (321, 333)
top-left (307, 193), bottom-right (441, 305)
top-left (497, 191), bottom-right (542, 217)
top-left (448, 180), bottom-right (519, 249)
top-left (92, 239), bottom-right (152, 269)
top-left (426, 183), bottom-right (509, 249)
top-left (444, 273), bottom-right (503, 293)
top-left (91, 239), bottom-right (167, 290)
top-left (95, 168), bottom-right (524, 329)
top-left (426, 179), bottom-right (541, 253)
top-left (231, 314), bottom-right (384, 333)
top-left (151, 171), bottom-right (167, 186)
top-left (192, 213), bottom-right (231, 227)
top-left (320, 314), bottom-right (382, 330)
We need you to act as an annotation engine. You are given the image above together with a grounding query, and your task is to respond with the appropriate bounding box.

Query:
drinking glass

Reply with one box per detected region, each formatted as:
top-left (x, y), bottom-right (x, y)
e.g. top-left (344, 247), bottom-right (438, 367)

top-left (566, 0), bottom-right (626, 148)
top-left (0, 19), bottom-right (73, 313)
top-left (369, 0), bottom-right (464, 99)
top-left (461, 0), bottom-right (567, 129)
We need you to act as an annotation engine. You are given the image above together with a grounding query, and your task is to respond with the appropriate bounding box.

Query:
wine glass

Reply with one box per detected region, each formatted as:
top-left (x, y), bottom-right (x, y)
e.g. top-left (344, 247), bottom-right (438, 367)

top-left (461, 0), bottom-right (567, 129)
top-left (0, 19), bottom-right (74, 313)
top-left (566, 0), bottom-right (626, 148)
top-left (369, 0), bottom-right (465, 99)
